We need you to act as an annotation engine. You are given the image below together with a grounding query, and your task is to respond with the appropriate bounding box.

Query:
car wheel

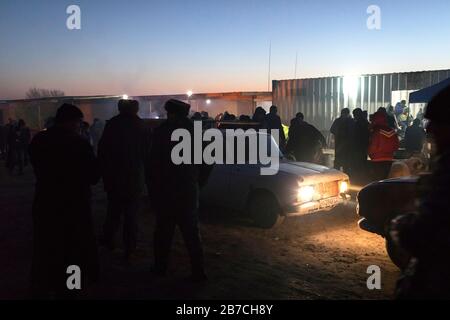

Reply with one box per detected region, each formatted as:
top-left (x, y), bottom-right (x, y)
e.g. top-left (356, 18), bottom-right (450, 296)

top-left (385, 236), bottom-right (411, 271)
top-left (248, 192), bottom-right (284, 229)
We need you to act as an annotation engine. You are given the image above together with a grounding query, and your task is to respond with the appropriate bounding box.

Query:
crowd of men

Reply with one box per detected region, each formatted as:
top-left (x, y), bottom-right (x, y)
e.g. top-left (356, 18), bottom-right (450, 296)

top-left (1, 87), bottom-right (448, 299)
top-left (22, 99), bottom-right (210, 298)
top-left (329, 104), bottom-right (427, 184)
top-left (197, 101), bottom-right (426, 185)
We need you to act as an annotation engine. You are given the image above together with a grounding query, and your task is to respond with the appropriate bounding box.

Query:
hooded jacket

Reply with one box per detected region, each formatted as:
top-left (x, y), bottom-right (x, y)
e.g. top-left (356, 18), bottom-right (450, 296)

top-left (368, 112), bottom-right (399, 162)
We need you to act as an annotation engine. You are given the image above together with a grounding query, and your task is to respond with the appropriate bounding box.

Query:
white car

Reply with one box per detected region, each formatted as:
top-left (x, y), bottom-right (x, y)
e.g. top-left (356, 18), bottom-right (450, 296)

top-left (200, 131), bottom-right (350, 228)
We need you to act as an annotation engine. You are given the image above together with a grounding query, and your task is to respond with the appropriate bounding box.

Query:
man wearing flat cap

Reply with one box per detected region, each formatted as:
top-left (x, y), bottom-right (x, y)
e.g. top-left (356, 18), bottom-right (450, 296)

top-left (391, 85), bottom-right (450, 299)
top-left (29, 103), bottom-right (100, 298)
top-left (149, 99), bottom-right (211, 282)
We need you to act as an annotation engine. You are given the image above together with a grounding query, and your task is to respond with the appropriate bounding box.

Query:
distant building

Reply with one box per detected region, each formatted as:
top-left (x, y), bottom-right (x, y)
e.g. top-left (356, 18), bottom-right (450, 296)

top-left (0, 92), bottom-right (271, 129)
top-left (273, 69), bottom-right (450, 130)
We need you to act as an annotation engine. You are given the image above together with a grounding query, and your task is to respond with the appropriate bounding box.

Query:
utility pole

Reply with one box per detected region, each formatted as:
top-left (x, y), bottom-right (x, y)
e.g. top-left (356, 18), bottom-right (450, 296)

top-left (294, 51), bottom-right (298, 79)
top-left (268, 40), bottom-right (272, 92)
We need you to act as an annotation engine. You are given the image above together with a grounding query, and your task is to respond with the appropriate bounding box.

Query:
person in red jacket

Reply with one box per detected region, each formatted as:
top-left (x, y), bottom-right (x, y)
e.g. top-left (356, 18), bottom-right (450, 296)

top-left (368, 111), bottom-right (400, 181)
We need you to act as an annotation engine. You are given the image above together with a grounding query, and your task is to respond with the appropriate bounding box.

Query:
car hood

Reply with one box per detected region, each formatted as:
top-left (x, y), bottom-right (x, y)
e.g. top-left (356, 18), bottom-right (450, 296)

top-left (279, 161), bottom-right (348, 184)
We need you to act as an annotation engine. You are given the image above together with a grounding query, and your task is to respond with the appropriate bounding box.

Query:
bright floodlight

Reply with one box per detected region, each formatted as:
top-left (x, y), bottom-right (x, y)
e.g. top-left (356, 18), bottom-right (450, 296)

top-left (187, 90), bottom-right (193, 98)
top-left (122, 94), bottom-right (129, 100)
top-left (343, 75), bottom-right (359, 102)
top-left (206, 99), bottom-right (211, 105)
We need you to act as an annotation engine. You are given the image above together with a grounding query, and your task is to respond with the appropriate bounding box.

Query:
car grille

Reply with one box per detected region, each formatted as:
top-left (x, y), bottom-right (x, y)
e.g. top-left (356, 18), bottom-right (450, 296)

top-left (317, 181), bottom-right (339, 198)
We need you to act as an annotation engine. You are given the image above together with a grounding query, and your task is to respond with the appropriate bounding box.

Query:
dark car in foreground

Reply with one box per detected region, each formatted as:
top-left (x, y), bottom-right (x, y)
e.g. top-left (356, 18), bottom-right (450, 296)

top-left (357, 176), bottom-right (420, 269)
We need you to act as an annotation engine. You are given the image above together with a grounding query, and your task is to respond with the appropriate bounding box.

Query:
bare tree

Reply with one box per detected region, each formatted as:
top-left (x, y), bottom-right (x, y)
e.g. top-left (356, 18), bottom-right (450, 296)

top-left (26, 87), bottom-right (65, 99)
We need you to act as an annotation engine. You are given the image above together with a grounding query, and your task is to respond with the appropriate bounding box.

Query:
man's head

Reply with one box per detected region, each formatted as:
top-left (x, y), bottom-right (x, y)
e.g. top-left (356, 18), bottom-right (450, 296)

top-left (118, 99), bottom-right (139, 115)
top-left (254, 106), bottom-right (266, 116)
top-left (165, 99), bottom-right (190, 119)
top-left (377, 107), bottom-right (387, 114)
top-left (269, 105), bottom-right (278, 114)
top-left (372, 111), bottom-right (388, 127)
top-left (55, 103), bottom-right (83, 133)
top-left (296, 112), bottom-right (304, 121)
top-left (401, 100), bottom-right (406, 106)
top-left (341, 108), bottom-right (350, 117)
top-left (200, 111), bottom-right (209, 119)
top-left (388, 105), bottom-right (394, 113)
top-left (363, 110), bottom-right (368, 120)
top-left (353, 108), bottom-right (363, 120)
top-left (191, 112), bottom-right (202, 121)
top-left (424, 85), bottom-right (450, 154)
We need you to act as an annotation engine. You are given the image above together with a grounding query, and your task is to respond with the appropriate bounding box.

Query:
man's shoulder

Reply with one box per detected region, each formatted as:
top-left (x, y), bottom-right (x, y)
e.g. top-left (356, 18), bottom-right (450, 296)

top-left (332, 118), bottom-right (341, 125)
top-left (31, 130), bottom-right (49, 144)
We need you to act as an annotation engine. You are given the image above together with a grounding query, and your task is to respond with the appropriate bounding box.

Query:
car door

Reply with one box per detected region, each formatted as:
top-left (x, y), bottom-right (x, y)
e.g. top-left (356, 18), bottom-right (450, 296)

top-left (226, 132), bottom-right (264, 211)
top-left (200, 134), bottom-right (232, 208)
top-left (200, 163), bottom-right (232, 207)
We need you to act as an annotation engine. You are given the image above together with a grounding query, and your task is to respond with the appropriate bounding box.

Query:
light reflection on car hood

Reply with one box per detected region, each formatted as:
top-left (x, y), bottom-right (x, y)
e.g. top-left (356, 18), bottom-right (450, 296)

top-left (278, 160), bottom-right (348, 183)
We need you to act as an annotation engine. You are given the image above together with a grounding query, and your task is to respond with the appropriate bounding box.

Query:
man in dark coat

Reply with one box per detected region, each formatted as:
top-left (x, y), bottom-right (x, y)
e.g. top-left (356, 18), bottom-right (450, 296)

top-left (330, 108), bottom-right (354, 173)
top-left (98, 99), bottom-right (150, 260)
top-left (386, 106), bottom-right (399, 130)
top-left (149, 99), bottom-right (211, 282)
top-left (404, 119), bottom-right (426, 154)
top-left (8, 119), bottom-right (31, 175)
top-left (0, 123), bottom-right (6, 160)
top-left (351, 108), bottom-right (370, 183)
top-left (392, 85), bottom-right (450, 299)
top-left (264, 105), bottom-right (286, 150)
top-left (252, 106), bottom-right (267, 129)
top-left (29, 104), bottom-right (100, 298)
top-left (286, 112), bottom-right (326, 163)
top-left (6, 119), bottom-right (18, 172)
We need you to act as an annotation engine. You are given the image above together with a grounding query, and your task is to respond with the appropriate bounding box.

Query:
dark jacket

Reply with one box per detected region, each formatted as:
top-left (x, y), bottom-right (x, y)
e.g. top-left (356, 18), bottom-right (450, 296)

top-left (148, 117), bottom-right (211, 212)
top-left (286, 119), bottom-right (326, 163)
top-left (98, 113), bottom-right (150, 198)
top-left (264, 113), bottom-right (286, 147)
top-left (29, 126), bottom-right (100, 292)
top-left (404, 125), bottom-right (426, 153)
top-left (352, 117), bottom-right (370, 156)
top-left (330, 116), bottom-right (354, 164)
top-left (395, 152), bottom-right (450, 299)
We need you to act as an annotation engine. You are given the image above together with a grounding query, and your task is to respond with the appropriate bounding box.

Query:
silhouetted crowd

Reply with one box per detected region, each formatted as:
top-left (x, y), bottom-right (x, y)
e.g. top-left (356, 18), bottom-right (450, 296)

top-left (0, 118), bottom-right (31, 175)
top-left (329, 104), bottom-right (427, 184)
top-left (203, 102), bottom-right (427, 185)
top-left (22, 99), bottom-right (211, 298)
top-left (1, 86), bottom-right (449, 299)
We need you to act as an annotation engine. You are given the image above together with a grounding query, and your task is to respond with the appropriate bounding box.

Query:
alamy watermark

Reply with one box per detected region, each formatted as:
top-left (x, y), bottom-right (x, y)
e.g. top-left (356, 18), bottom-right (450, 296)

top-left (366, 265), bottom-right (381, 290)
top-left (367, 5), bottom-right (381, 30)
top-left (171, 122), bottom-right (280, 176)
top-left (66, 5), bottom-right (81, 30)
top-left (66, 265), bottom-right (82, 290)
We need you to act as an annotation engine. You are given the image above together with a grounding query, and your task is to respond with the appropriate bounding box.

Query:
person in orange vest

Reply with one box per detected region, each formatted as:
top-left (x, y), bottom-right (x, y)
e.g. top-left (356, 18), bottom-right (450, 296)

top-left (368, 111), bottom-right (400, 181)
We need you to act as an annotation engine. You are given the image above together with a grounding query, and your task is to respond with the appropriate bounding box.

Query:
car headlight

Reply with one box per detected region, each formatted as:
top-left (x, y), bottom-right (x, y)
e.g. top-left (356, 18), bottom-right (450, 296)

top-left (298, 186), bottom-right (315, 203)
top-left (339, 181), bottom-right (349, 194)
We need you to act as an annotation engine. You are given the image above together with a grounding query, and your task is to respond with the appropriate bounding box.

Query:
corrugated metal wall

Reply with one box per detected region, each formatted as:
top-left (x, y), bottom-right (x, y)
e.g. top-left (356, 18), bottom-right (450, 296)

top-left (273, 69), bottom-right (450, 131)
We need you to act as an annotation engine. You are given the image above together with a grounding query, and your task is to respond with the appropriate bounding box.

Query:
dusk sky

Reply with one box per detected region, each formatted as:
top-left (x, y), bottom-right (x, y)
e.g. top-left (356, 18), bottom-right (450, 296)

top-left (1, 0), bottom-right (449, 99)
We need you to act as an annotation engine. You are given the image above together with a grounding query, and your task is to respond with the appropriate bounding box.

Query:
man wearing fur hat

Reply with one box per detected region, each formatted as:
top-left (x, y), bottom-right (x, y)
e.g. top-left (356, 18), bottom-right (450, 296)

top-left (149, 99), bottom-right (211, 282)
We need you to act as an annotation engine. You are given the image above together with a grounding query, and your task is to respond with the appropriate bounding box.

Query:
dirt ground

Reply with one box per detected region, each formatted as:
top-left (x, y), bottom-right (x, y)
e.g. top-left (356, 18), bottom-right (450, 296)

top-left (0, 164), bottom-right (399, 300)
